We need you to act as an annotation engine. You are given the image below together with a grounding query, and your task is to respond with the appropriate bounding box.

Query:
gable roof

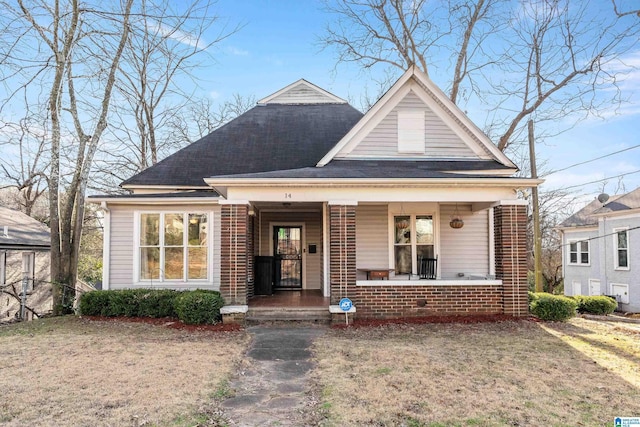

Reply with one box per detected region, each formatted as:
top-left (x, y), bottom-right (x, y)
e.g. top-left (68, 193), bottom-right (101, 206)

top-left (317, 66), bottom-right (516, 169)
top-left (258, 79), bottom-right (347, 105)
top-left (0, 206), bottom-right (50, 250)
top-left (558, 191), bottom-right (636, 228)
top-left (122, 103), bottom-right (363, 189)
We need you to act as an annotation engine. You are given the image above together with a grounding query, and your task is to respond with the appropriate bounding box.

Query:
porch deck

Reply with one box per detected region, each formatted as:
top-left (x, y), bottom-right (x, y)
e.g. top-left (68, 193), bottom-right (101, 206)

top-left (248, 290), bottom-right (330, 308)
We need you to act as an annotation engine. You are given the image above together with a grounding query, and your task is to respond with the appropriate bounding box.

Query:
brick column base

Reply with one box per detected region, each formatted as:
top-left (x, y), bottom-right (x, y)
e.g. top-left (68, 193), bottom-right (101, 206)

top-left (494, 204), bottom-right (528, 316)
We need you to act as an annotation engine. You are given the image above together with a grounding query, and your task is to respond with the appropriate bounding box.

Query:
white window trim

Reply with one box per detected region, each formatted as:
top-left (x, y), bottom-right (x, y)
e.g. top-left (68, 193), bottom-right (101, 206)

top-left (0, 251), bottom-right (5, 285)
top-left (613, 227), bottom-right (630, 271)
top-left (388, 210), bottom-right (438, 276)
top-left (134, 211), bottom-right (213, 285)
top-left (567, 239), bottom-right (590, 266)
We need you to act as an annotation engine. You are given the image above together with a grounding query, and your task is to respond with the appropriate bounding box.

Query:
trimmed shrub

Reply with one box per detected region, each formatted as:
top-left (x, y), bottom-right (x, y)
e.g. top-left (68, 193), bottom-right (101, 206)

top-left (574, 295), bottom-right (617, 315)
top-left (175, 290), bottom-right (224, 325)
top-left (530, 293), bottom-right (577, 321)
top-left (137, 289), bottom-right (179, 318)
top-left (78, 290), bottom-right (111, 316)
top-left (528, 291), bottom-right (539, 307)
top-left (79, 289), bottom-right (181, 318)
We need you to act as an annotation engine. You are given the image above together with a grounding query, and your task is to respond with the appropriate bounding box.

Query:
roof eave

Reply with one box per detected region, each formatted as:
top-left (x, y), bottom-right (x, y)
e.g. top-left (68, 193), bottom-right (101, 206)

top-left (204, 177), bottom-right (543, 188)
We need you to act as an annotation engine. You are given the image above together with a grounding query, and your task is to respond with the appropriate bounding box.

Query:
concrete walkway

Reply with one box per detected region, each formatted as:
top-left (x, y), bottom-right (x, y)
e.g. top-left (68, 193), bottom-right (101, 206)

top-left (220, 325), bottom-right (327, 426)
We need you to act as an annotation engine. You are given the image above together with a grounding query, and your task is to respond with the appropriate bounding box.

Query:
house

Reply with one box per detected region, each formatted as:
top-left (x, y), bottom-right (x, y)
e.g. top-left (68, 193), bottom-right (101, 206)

top-left (0, 205), bottom-right (52, 321)
top-left (558, 188), bottom-right (640, 312)
top-left (88, 67), bottom-right (540, 321)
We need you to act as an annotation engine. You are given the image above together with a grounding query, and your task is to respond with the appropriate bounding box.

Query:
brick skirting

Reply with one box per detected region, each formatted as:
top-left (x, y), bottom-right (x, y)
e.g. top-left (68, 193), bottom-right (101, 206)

top-left (351, 285), bottom-right (504, 319)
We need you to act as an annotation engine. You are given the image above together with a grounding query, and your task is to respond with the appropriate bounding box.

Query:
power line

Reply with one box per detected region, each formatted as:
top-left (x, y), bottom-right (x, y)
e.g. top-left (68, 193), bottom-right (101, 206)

top-left (560, 169), bottom-right (640, 190)
top-left (543, 143), bottom-right (640, 177)
top-left (542, 224), bottom-right (640, 252)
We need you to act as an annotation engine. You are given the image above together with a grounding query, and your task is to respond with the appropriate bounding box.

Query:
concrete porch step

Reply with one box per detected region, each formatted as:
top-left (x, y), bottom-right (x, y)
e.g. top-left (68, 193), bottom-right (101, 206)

top-left (246, 306), bottom-right (331, 323)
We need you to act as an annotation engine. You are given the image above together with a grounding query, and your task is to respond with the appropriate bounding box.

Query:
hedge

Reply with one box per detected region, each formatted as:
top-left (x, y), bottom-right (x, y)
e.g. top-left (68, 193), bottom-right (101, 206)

top-left (530, 293), bottom-right (577, 321)
top-left (574, 295), bottom-right (617, 315)
top-left (175, 290), bottom-right (225, 325)
top-left (79, 289), bottom-right (224, 324)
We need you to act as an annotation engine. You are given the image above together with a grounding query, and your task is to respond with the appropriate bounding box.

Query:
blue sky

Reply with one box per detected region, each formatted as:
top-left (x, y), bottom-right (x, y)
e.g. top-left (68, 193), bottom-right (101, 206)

top-left (191, 1), bottom-right (640, 208)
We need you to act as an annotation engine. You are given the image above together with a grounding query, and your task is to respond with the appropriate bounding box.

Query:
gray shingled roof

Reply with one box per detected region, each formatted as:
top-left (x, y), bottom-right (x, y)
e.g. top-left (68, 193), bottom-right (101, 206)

top-left (121, 103), bottom-right (363, 188)
top-left (558, 193), bottom-right (630, 228)
top-left (0, 206), bottom-right (50, 249)
top-left (592, 187), bottom-right (640, 214)
top-left (209, 159), bottom-right (513, 180)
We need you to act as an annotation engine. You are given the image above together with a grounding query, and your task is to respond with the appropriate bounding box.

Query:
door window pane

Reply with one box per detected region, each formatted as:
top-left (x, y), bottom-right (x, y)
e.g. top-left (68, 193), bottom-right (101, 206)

top-left (395, 246), bottom-right (411, 274)
top-left (394, 216), bottom-right (411, 244)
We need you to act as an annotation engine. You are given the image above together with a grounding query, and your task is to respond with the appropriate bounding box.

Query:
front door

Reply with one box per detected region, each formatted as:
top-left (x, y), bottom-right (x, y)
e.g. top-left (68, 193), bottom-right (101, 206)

top-left (273, 226), bottom-right (302, 289)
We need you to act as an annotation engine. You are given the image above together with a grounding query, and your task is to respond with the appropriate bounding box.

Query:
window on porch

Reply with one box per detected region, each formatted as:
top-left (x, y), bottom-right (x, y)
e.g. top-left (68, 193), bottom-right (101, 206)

top-left (394, 215), bottom-right (434, 275)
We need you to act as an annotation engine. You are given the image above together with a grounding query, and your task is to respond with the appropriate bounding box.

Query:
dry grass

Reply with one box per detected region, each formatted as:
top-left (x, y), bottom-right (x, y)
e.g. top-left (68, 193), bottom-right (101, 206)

top-left (0, 316), bottom-right (249, 427)
top-left (312, 318), bottom-right (640, 427)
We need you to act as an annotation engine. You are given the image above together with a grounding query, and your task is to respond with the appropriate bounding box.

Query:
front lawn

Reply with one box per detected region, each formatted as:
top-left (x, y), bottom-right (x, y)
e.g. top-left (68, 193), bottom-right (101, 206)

top-left (0, 316), bottom-right (249, 426)
top-left (311, 318), bottom-right (640, 426)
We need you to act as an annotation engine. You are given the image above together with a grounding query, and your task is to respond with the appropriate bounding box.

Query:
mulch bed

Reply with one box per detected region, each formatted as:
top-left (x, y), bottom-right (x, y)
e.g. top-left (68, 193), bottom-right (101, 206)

top-left (81, 315), bottom-right (243, 332)
top-left (332, 314), bottom-right (534, 329)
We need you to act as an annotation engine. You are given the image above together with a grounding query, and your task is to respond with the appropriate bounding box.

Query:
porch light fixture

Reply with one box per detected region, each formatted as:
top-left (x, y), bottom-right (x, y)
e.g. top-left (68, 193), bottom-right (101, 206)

top-left (449, 204), bottom-right (464, 229)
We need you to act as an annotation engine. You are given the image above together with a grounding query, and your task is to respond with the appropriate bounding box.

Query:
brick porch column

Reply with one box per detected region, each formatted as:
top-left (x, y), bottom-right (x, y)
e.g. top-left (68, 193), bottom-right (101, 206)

top-left (220, 203), bottom-right (250, 305)
top-left (494, 203), bottom-right (528, 316)
top-left (328, 203), bottom-right (356, 305)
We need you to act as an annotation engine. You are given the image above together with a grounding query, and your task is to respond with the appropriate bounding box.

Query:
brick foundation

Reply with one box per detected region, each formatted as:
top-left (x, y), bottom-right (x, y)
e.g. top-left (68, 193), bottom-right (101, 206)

top-left (494, 204), bottom-right (529, 317)
top-left (352, 285), bottom-right (504, 319)
top-left (220, 204), bottom-right (249, 305)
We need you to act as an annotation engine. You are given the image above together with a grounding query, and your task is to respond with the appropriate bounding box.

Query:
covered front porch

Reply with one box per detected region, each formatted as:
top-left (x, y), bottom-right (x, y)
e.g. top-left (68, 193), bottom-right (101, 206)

top-left (218, 195), bottom-right (529, 321)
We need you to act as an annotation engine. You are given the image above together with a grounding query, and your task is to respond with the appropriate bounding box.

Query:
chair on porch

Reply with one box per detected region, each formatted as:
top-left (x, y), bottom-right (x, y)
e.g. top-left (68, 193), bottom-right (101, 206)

top-left (418, 256), bottom-right (437, 280)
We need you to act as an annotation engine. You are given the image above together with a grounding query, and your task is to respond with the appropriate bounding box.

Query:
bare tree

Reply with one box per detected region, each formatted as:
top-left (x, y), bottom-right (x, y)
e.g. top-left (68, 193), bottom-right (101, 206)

top-left (0, 114), bottom-right (49, 218)
top-left (0, 0), bottom-right (134, 313)
top-left (322, 0), bottom-right (640, 152)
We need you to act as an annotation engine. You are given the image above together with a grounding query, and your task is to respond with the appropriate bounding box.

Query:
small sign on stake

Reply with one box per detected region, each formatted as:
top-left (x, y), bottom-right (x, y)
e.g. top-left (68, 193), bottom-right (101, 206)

top-left (339, 298), bottom-right (353, 325)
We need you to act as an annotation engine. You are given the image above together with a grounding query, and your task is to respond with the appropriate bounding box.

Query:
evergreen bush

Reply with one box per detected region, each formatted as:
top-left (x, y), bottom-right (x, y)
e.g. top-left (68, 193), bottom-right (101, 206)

top-left (574, 295), bottom-right (617, 315)
top-left (530, 293), bottom-right (577, 321)
top-left (175, 290), bottom-right (224, 325)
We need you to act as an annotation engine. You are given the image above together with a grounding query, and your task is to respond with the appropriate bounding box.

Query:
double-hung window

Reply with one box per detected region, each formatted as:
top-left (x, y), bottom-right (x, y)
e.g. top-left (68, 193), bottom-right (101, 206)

top-left (568, 240), bottom-right (589, 265)
top-left (139, 212), bottom-right (208, 282)
top-left (614, 228), bottom-right (629, 269)
top-left (393, 215), bottom-right (434, 275)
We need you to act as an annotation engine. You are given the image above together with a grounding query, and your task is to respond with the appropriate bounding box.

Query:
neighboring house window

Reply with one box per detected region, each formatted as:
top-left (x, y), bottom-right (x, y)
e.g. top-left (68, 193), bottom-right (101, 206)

top-left (397, 110), bottom-right (425, 153)
top-left (0, 251), bottom-right (5, 285)
top-left (22, 252), bottom-right (35, 289)
top-left (568, 240), bottom-right (589, 265)
top-left (614, 228), bottom-right (629, 269)
top-left (139, 213), bottom-right (208, 281)
top-left (393, 215), bottom-right (434, 274)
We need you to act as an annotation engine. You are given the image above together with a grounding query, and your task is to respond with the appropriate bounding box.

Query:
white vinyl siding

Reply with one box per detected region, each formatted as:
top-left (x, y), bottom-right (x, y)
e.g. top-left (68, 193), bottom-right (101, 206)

top-left (355, 205), bottom-right (389, 278)
top-left (259, 211), bottom-right (322, 290)
top-left (439, 205), bottom-right (490, 278)
top-left (347, 90), bottom-right (480, 159)
top-left (108, 204), bottom-right (221, 290)
top-left (397, 110), bottom-right (425, 153)
top-left (22, 252), bottom-right (35, 289)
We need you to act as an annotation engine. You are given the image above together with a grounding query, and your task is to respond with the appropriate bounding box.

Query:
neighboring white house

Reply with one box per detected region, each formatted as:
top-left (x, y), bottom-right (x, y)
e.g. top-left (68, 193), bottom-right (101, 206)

top-left (0, 205), bottom-right (52, 321)
top-left (89, 67), bottom-right (540, 321)
top-left (558, 189), bottom-right (640, 312)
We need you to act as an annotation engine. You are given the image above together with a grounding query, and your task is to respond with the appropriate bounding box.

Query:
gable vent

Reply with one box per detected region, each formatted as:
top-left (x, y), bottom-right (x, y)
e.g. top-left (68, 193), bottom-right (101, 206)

top-left (397, 110), bottom-right (425, 153)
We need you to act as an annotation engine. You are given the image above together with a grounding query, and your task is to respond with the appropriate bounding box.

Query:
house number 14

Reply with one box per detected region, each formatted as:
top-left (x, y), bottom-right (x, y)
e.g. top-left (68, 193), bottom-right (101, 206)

top-left (284, 193), bottom-right (292, 199)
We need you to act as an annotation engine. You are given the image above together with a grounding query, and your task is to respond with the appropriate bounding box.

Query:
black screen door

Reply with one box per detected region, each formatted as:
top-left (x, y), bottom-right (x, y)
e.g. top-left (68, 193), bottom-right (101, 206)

top-left (273, 226), bottom-right (302, 289)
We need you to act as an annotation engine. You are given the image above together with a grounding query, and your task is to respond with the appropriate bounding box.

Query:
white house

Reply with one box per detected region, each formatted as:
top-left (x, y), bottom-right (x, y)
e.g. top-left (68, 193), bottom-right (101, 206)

top-left (558, 189), bottom-right (640, 312)
top-left (89, 67), bottom-right (540, 321)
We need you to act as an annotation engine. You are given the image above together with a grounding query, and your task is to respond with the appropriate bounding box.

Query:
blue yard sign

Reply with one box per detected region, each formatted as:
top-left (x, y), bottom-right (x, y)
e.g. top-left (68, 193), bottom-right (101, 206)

top-left (339, 298), bottom-right (353, 312)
